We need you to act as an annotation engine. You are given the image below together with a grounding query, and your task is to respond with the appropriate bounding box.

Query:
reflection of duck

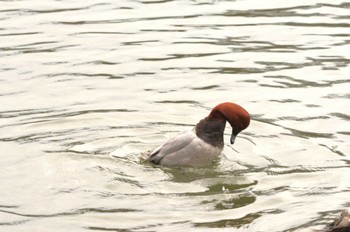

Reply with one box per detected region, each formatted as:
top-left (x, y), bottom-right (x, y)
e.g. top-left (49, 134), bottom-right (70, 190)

top-left (144, 102), bottom-right (250, 167)
top-left (323, 209), bottom-right (350, 232)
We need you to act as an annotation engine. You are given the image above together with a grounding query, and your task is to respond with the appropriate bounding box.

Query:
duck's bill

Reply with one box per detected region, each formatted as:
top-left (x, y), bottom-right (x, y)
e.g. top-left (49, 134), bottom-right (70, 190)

top-left (230, 131), bottom-right (236, 144)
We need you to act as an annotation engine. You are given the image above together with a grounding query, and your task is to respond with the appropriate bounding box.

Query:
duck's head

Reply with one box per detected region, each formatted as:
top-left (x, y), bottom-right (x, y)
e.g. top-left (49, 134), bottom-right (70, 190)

top-left (208, 102), bottom-right (250, 144)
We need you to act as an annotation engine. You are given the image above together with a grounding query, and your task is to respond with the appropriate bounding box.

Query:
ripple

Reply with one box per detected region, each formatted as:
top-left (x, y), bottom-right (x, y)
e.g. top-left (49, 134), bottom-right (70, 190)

top-left (0, 207), bottom-right (139, 219)
top-left (214, 194), bottom-right (256, 210)
top-left (287, 128), bottom-right (334, 139)
top-left (191, 85), bottom-right (220, 90)
top-left (195, 212), bottom-right (262, 228)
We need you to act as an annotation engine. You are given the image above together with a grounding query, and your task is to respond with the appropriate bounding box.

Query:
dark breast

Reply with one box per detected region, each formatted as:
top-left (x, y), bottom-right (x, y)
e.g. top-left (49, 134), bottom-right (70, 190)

top-left (195, 118), bottom-right (226, 148)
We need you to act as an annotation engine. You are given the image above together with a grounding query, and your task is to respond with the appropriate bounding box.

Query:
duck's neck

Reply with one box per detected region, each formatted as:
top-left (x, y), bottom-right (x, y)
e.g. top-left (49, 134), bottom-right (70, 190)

top-left (195, 117), bottom-right (226, 148)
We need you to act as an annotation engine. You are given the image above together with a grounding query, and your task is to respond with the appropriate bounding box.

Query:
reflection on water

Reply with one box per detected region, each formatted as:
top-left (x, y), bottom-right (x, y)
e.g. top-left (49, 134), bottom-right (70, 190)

top-left (0, 0), bottom-right (349, 231)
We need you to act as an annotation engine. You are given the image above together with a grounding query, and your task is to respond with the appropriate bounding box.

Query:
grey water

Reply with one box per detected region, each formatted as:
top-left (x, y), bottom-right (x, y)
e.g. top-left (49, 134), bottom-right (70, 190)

top-left (0, 0), bottom-right (350, 231)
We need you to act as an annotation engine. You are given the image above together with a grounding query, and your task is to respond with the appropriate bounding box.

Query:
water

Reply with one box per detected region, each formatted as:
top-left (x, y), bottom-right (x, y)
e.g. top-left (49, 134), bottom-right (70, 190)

top-left (1, 0), bottom-right (349, 231)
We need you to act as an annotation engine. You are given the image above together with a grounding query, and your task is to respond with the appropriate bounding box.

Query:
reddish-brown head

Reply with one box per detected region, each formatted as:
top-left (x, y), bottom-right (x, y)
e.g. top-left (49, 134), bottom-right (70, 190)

top-left (208, 102), bottom-right (250, 144)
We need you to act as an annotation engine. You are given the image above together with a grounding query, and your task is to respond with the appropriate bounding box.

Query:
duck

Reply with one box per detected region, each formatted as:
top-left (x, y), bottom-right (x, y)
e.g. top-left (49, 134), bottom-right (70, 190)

top-left (145, 102), bottom-right (250, 167)
top-left (323, 209), bottom-right (350, 232)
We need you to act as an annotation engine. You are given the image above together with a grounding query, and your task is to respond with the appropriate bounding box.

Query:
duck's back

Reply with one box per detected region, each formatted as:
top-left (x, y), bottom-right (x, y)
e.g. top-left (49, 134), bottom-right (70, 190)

top-left (148, 129), bottom-right (223, 167)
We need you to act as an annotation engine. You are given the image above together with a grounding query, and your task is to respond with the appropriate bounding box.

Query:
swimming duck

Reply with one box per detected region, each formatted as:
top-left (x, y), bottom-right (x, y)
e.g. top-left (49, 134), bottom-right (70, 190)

top-left (323, 209), bottom-right (350, 232)
top-left (145, 102), bottom-right (250, 167)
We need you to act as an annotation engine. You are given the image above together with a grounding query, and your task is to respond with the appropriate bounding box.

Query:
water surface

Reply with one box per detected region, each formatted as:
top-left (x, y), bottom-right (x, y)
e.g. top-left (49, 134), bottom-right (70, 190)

top-left (1, 0), bottom-right (350, 231)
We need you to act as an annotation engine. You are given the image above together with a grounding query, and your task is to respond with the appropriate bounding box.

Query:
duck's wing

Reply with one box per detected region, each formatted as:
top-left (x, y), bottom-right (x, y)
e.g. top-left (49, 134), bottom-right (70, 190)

top-left (148, 129), bottom-right (195, 164)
